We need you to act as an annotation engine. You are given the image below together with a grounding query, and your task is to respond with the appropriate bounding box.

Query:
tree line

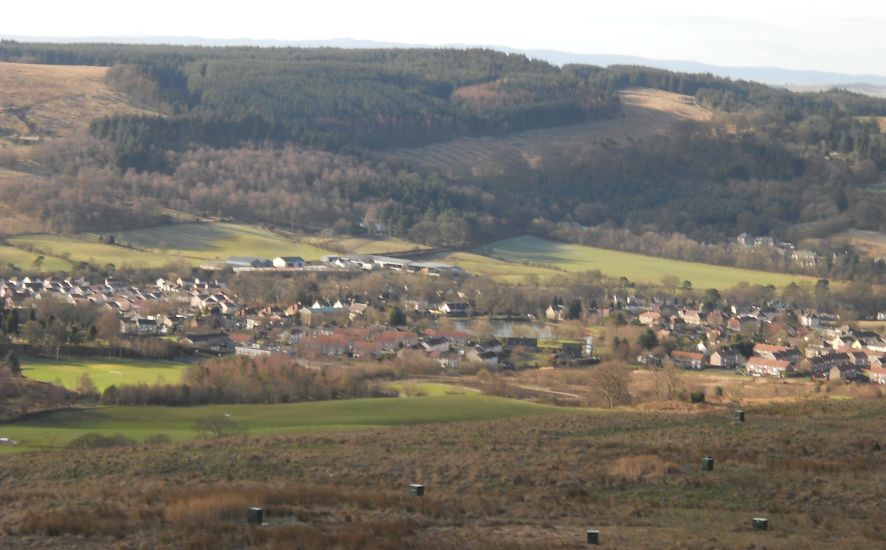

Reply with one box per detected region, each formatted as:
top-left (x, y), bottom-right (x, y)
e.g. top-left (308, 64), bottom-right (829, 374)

top-left (98, 355), bottom-right (398, 406)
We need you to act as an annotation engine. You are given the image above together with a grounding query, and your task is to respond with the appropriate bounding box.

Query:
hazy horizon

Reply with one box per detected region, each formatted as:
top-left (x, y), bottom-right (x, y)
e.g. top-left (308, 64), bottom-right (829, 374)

top-left (2, 1), bottom-right (885, 75)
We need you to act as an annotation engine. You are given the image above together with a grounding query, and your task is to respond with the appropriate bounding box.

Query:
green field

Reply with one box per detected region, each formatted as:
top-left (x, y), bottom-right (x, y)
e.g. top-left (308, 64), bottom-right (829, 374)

top-left (21, 357), bottom-right (190, 391)
top-left (436, 251), bottom-right (560, 283)
top-left (0, 395), bottom-right (567, 452)
top-left (388, 382), bottom-right (480, 396)
top-left (474, 235), bottom-right (821, 289)
top-left (0, 243), bottom-right (72, 271)
top-left (8, 234), bottom-right (182, 268)
top-left (110, 223), bottom-right (331, 263)
top-left (7, 223), bottom-right (332, 270)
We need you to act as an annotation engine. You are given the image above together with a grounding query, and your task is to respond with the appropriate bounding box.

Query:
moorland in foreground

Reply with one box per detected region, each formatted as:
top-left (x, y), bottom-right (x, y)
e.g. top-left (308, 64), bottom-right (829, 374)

top-left (1, 398), bottom-right (883, 548)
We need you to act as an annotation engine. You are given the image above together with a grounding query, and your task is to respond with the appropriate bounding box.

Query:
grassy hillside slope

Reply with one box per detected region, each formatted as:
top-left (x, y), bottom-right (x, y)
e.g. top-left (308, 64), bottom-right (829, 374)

top-left (0, 243), bottom-right (71, 271)
top-left (0, 61), bottom-right (156, 156)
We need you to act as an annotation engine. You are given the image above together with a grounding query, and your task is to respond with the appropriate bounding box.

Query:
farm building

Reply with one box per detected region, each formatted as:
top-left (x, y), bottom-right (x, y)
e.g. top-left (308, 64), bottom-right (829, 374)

top-left (226, 256), bottom-right (272, 268)
top-left (272, 256), bottom-right (305, 268)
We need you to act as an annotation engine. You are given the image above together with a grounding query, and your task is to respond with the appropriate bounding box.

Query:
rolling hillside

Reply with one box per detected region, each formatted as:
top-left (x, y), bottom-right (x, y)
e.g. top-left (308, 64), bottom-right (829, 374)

top-left (0, 61), bottom-right (156, 156)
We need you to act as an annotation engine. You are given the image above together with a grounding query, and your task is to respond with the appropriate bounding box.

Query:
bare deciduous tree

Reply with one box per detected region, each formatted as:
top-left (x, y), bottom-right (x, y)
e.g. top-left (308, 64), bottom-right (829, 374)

top-left (655, 362), bottom-right (682, 401)
top-left (193, 415), bottom-right (243, 438)
top-left (591, 362), bottom-right (630, 408)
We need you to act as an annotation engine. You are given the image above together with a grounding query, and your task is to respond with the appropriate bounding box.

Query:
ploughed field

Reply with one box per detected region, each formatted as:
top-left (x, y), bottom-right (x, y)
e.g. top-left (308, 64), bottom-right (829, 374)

top-left (0, 398), bottom-right (882, 548)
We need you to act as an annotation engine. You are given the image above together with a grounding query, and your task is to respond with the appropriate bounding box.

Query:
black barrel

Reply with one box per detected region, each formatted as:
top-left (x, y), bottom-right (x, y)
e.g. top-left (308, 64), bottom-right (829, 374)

top-left (586, 530), bottom-right (599, 545)
top-left (701, 456), bottom-right (714, 471)
top-left (409, 483), bottom-right (424, 496)
top-left (247, 507), bottom-right (263, 525)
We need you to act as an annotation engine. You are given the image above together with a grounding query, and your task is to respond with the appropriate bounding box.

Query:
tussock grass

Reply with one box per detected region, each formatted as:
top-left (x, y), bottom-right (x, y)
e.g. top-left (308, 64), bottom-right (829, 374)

top-left (608, 454), bottom-right (679, 480)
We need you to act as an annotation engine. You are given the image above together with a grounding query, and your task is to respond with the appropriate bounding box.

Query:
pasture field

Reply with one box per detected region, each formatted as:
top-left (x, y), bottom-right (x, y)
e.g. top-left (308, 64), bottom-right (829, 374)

top-left (6, 223), bottom-right (333, 270)
top-left (0, 395), bottom-right (566, 452)
top-left (110, 222), bottom-right (331, 263)
top-left (0, 243), bottom-right (71, 271)
top-left (20, 356), bottom-right (190, 392)
top-left (7, 233), bottom-right (175, 268)
top-left (475, 235), bottom-right (820, 289)
top-left (435, 251), bottom-right (560, 282)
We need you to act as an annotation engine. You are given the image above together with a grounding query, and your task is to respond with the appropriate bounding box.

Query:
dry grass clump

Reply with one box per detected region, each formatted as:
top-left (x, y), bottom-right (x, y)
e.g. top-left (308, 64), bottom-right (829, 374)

top-left (17, 502), bottom-right (130, 538)
top-left (608, 454), bottom-right (679, 480)
top-left (165, 492), bottom-right (252, 526)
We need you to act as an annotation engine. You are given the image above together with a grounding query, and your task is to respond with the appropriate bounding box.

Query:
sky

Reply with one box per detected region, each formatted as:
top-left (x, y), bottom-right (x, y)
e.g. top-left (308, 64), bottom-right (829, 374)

top-left (3, 0), bottom-right (886, 75)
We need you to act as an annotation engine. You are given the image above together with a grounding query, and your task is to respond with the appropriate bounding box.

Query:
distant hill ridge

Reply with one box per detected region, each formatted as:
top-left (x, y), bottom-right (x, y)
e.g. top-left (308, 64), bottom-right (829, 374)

top-left (4, 34), bottom-right (886, 89)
